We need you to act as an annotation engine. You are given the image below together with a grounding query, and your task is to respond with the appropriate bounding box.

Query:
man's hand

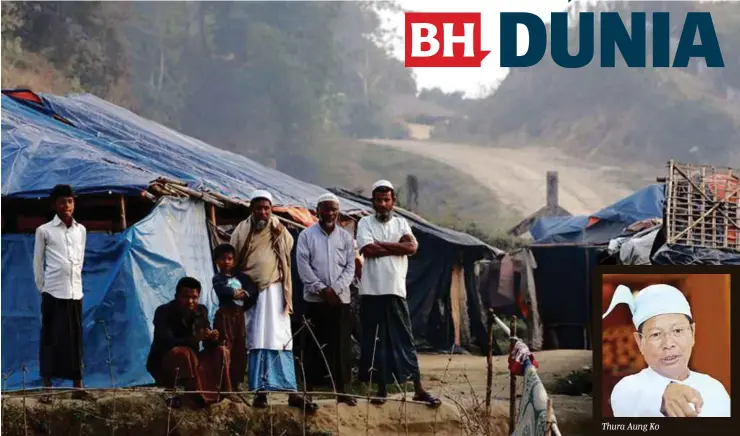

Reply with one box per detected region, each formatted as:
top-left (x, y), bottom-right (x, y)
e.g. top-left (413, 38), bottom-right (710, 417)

top-left (208, 329), bottom-right (220, 342)
top-left (662, 383), bottom-right (703, 417)
top-left (234, 289), bottom-right (247, 300)
top-left (320, 287), bottom-right (341, 306)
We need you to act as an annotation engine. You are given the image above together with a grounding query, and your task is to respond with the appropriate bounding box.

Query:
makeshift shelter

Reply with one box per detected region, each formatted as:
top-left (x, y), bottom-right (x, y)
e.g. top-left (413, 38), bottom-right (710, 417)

top-left (330, 189), bottom-right (505, 354)
top-left (1, 89), bottom-right (500, 390)
top-left (524, 185), bottom-right (666, 350)
top-left (1, 89), bottom-right (368, 390)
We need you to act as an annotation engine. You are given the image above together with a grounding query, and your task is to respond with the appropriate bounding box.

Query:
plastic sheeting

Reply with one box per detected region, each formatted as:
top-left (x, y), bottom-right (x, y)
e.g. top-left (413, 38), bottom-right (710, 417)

top-left (532, 185), bottom-right (665, 244)
top-left (529, 246), bottom-right (599, 350)
top-left (1, 92), bottom-right (366, 213)
top-left (652, 243), bottom-right (740, 265)
top-left (1, 198), bottom-right (216, 390)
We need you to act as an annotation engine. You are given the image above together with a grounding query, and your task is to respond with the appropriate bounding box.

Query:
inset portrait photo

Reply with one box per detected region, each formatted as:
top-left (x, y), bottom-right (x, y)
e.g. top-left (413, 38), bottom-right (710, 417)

top-left (601, 273), bottom-right (731, 418)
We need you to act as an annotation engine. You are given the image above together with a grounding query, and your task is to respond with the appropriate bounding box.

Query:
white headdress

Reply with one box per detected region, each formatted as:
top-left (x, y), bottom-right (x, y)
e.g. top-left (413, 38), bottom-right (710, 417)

top-left (250, 189), bottom-right (273, 204)
top-left (602, 284), bottom-right (692, 330)
top-left (372, 179), bottom-right (394, 191)
top-left (317, 193), bottom-right (340, 206)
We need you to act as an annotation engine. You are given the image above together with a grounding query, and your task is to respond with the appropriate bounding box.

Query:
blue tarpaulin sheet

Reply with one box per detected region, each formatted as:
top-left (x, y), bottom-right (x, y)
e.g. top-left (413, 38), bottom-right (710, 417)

top-left (1, 198), bottom-right (216, 390)
top-left (531, 184), bottom-right (665, 244)
top-left (1, 92), bottom-right (366, 212)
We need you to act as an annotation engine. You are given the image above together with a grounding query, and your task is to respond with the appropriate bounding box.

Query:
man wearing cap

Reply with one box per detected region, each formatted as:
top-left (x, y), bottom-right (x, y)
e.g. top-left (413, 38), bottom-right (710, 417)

top-left (33, 184), bottom-right (87, 403)
top-left (603, 284), bottom-right (731, 417)
top-left (355, 180), bottom-right (441, 407)
top-left (230, 189), bottom-right (310, 410)
top-left (296, 193), bottom-right (357, 406)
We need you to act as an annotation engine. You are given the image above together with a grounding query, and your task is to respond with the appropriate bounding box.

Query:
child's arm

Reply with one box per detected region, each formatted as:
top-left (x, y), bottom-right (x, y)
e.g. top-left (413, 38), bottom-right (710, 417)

top-left (212, 275), bottom-right (236, 299)
top-left (33, 227), bottom-right (46, 292)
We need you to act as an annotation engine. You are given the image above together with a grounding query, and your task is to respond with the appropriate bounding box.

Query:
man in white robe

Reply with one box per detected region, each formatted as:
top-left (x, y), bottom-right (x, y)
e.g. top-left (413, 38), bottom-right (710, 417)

top-left (603, 284), bottom-right (731, 417)
top-left (231, 189), bottom-right (315, 411)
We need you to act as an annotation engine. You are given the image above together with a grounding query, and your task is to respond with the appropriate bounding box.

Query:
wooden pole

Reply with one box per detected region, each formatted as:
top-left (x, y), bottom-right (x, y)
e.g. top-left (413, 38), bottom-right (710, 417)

top-left (208, 203), bottom-right (217, 226)
top-left (545, 398), bottom-right (553, 436)
top-left (508, 316), bottom-right (518, 435)
top-left (485, 309), bottom-right (495, 419)
top-left (119, 195), bottom-right (127, 230)
top-left (546, 171), bottom-right (559, 215)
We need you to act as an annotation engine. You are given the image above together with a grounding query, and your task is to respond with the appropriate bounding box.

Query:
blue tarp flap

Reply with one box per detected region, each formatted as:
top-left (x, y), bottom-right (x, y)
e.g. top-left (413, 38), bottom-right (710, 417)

top-left (1, 92), bottom-right (367, 213)
top-left (530, 215), bottom-right (588, 242)
top-left (532, 184), bottom-right (665, 244)
top-left (1, 198), bottom-right (216, 390)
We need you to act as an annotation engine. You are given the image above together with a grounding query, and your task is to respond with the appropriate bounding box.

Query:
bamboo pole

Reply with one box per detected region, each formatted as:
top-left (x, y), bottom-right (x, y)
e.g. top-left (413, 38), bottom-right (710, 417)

top-left (508, 316), bottom-right (517, 435)
top-left (485, 309), bottom-right (494, 419)
top-left (119, 195), bottom-right (127, 230)
top-left (545, 398), bottom-right (553, 436)
top-left (208, 203), bottom-right (217, 226)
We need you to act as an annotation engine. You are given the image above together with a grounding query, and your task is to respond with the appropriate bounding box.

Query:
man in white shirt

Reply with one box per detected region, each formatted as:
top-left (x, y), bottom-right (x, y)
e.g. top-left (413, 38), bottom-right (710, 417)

top-left (603, 284), bottom-right (731, 417)
top-left (33, 184), bottom-right (87, 402)
top-left (356, 180), bottom-right (441, 408)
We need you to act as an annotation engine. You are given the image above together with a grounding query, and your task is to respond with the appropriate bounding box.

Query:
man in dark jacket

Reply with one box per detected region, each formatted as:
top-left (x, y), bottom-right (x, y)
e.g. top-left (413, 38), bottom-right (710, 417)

top-left (147, 277), bottom-right (232, 408)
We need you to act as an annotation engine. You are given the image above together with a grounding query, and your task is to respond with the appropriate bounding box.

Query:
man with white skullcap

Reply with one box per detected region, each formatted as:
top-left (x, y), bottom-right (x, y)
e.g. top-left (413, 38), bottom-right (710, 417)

top-left (296, 192), bottom-right (357, 406)
top-left (355, 180), bottom-right (441, 407)
top-left (603, 284), bottom-right (731, 417)
top-left (230, 189), bottom-right (311, 411)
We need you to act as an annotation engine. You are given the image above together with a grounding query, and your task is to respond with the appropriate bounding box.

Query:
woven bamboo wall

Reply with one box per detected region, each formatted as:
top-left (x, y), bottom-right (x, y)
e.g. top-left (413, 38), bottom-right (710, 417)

top-left (664, 161), bottom-right (739, 252)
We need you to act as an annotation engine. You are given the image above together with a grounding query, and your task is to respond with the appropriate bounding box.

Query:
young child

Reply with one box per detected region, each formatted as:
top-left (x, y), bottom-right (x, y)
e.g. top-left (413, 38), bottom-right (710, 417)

top-left (212, 243), bottom-right (255, 390)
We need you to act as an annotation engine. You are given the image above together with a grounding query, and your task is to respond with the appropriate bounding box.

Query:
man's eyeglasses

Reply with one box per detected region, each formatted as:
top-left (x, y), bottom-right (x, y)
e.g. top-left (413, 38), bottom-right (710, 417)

top-left (638, 325), bottom-right (692, 344)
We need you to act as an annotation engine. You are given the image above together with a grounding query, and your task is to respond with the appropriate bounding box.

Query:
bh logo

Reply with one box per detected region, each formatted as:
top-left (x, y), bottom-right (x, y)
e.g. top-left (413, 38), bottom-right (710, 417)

top-left (405, 11), bottom-right (724, 68)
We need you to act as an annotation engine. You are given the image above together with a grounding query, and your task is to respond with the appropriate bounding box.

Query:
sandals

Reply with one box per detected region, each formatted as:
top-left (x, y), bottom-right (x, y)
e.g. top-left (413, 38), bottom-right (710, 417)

top-left (413, 391), bottom-right (442, 408)
top-left (252, 393), bottom-right (268, 409)
top-left (337, 395), bottom-right (358, 407)
top-left (288, 394), bottom-right (319, 414)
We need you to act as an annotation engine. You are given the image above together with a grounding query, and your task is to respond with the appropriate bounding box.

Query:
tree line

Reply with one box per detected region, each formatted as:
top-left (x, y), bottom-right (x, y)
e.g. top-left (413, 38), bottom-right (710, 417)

top-left (1, 1), bottom-right (417, 174)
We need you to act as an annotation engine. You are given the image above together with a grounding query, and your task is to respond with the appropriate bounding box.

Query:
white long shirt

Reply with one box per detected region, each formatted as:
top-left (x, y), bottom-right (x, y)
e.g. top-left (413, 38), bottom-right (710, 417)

top-left (33, 215), bottom-right (87, 300)
top-left (356, 215), bottom-right (417, 299)
top-left (611, 367), bottom-right (731, 417)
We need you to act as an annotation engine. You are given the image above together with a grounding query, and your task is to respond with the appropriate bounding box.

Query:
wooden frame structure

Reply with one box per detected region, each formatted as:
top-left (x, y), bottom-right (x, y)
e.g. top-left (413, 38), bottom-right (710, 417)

top-left (663, 160), bottom-right (739, 252)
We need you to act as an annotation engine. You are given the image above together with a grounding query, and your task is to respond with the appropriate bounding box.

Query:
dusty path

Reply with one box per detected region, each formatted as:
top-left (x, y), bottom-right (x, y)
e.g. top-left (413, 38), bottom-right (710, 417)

top-left (363, 139), bottom-right (639, 217)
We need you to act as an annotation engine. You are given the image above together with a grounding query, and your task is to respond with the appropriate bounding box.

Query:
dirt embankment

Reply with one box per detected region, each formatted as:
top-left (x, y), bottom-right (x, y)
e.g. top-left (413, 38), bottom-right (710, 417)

top-left (1, 351), bottom-right (592, 436)
top-left (363, 139), bottom-right (649, 217)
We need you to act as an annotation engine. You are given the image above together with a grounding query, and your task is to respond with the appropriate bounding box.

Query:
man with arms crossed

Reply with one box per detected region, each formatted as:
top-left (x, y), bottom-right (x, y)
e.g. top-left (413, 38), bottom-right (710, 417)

top-left (356, 180), bottom-right (440, 407)
top-left (603, 284), bottom-right (731, 417)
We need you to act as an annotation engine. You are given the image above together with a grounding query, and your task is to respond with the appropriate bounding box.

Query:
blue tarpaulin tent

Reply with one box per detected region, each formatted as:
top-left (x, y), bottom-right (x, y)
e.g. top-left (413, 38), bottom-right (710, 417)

top-left (526, 185), bottom-right (665, 350)
top-left (1, 91), bottom-right (365, 212)
top-left (531, 184), bottom-right (665, 244)
top-left (0, 90), bottom-right (365, 390)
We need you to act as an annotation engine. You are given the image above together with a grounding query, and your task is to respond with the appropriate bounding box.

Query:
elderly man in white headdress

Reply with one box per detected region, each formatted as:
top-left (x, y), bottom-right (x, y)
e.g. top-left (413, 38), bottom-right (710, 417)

top-left (296, 192), bottom-right (357, 407)
top-left (603, 284), bottom-right (731, 417)
top-left (230, 189), bottom-right (311, 411)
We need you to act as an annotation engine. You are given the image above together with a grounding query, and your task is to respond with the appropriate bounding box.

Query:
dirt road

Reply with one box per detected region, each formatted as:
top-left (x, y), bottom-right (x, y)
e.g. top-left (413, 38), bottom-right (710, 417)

top-left (363, 139), bottom-right (640, 217)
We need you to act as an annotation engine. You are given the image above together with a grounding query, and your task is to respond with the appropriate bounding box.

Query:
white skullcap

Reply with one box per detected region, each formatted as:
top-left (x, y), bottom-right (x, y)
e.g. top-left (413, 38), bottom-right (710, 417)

top-left (372, 179), bottom-right (394, 191)
top-left (250, 189), bottom-right (273, 204)
top-left (602, 284), bottom-right (692, 330)
top-left (317, 193), bottom-right (339, 205)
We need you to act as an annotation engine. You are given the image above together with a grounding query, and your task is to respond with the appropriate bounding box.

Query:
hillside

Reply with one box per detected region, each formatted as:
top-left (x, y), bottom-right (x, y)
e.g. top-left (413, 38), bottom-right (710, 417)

top-left (435, 1), bottom-right (740, 169)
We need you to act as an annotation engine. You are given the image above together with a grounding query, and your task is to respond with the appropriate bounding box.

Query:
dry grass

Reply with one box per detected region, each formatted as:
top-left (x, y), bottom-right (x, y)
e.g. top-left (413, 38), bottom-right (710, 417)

top-left (1, 50), bottom-right (79, 94)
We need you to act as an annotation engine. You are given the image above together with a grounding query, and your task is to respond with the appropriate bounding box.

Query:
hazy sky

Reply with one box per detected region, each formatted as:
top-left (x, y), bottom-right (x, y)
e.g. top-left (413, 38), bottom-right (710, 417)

top-left (379, 0), bottom-right (572, 97)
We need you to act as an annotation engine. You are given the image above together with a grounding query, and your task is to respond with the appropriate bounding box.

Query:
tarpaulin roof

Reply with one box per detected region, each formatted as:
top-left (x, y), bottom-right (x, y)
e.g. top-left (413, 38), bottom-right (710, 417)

top-left (1, 90), bottom-right (367, 213)
top-left (531, 184), bottom-right (665, 245)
